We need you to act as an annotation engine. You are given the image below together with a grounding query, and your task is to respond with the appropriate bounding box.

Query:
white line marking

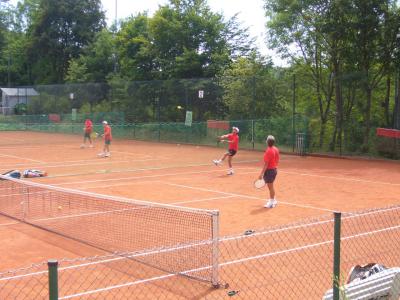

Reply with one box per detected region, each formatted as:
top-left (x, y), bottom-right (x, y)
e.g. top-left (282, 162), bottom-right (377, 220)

top-left (49, 163), bottom-right (258, 186)
top-left (0, 153), bottom-right (44, 163)
top-left (0, 221), bottom-right (20, 226)
top-left (0, 158), bottom-right (166, 171)
top-left (71, 169), bottom-right (256, 189)
top-left (280, 170), bottom-right (400, 187)
top-left (111, 150), bottom-right (152, 157)
top-left (172, 195), bottom-right (236, 205)
top-left (164, 182), bottom-right (335, 212)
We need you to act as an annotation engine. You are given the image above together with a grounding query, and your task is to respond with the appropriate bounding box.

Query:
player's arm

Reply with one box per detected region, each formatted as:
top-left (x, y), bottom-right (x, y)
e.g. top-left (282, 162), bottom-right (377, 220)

top-left (258, 150), bottom-right (269, 179)
top-left (258, 161), bottom-right (268, 180)
top-left (219, 134), bottom-right (231, 143)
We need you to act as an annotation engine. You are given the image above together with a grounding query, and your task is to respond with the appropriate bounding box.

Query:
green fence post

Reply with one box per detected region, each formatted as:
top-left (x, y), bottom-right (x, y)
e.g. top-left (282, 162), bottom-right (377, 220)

top-left (251, 119), bottom-right (255, 150)
top-left (292, 73), bottom-right (296, 152)
top-left (48, 259), bottom-right (59, 300)
top-left (333, 212), bottom-right (341, 300)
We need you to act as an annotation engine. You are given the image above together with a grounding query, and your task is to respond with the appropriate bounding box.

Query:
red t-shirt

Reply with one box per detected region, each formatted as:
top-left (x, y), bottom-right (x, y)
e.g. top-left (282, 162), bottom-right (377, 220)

top-left (104, 125), bottom-right (112, 140)
top-left (228, 133), bottom-right (239, 151)
top-left (264, 146), bottom-right (279, 169)
top-left (84, 120), bottom-right (93, 133)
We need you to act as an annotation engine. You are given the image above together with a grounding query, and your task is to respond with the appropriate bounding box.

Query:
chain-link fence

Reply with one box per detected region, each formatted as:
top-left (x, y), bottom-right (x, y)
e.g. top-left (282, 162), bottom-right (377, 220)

top-left (1, 72), bottom-right (400, 158)
top-left (1, 205), bottom-right (399, 299)
top-left (0, 118), bottom-right (310, 153)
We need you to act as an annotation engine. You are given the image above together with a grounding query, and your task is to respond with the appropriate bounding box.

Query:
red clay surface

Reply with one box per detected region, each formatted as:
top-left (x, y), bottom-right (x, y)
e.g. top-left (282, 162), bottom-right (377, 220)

top-left (0, 131), bottom-right (399, 299)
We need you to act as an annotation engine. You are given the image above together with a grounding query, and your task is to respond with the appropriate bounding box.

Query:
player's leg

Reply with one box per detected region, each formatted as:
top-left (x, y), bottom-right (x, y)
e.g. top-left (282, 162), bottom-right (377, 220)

top-left (81, 132), bottom-right (88, 148)
top-left (227, 150), bottom-right (237, 175)
top-left (98, 141), bottom-right (106, 157)
top-left (213, 152), bottom-right (228, 165)
top-left (105, 140), bottom-right (111, 157)
top-left (264, 169), bottom-right (278, 208)
top-left (267, 182), bottom-right (275, 199)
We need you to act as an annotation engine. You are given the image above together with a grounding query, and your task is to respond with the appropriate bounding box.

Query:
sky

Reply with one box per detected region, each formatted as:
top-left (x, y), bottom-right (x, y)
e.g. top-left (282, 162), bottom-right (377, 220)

top-left (101, 0), bottom-right (286, 65)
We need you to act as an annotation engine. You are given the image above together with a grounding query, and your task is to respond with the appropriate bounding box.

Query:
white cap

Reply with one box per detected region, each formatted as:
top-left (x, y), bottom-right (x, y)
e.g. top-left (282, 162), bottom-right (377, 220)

top-left (102, 121), bottom-right (108, 125)
top-left (232, 126), bottom-right (239, 133)
top-left (266, 135), bottom-right (275, 142)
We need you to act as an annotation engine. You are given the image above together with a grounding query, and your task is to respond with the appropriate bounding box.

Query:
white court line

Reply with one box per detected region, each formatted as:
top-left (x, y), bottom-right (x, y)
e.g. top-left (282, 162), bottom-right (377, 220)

top-left (280, 170), bottom-right (400, 187)
top-left (47, 160), bottom-right (259, 180)
top-left (0, 221), bottom-right (20, 226)
top-left (0, 158), bottom-right (166, 171)
top-left (1, 137), bottom-right (25, 142)
top-left (111, 150), bottom-right (153, 158)
top-left (173, 195), bottom-right (236, 205)
top-left (20, 195), bottom-right (236, 223)
top-left (51, 166), bottom-right (258, 186)
top-left (164, 182), bottom-right (335, 213)
top-left (58, 223), bottom-right (400, 299)
top-left (0, 153), bottom-right (44, 163)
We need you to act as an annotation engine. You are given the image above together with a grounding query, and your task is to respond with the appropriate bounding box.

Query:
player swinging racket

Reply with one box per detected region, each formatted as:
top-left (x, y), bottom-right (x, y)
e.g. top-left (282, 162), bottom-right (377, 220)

top-left (258, 135), bottom-right (280, 208)
top-left (98, 121), bottom-right (112, 157)
top-left (81, 119), bottom-right (93, 148)
top-left (213, 126), bottom-right (239, 175)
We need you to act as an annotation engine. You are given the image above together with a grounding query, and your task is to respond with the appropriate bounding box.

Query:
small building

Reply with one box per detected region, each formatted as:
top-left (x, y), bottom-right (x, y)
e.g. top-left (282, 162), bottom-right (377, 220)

top-left (0, 87), bottom-right (39, 115)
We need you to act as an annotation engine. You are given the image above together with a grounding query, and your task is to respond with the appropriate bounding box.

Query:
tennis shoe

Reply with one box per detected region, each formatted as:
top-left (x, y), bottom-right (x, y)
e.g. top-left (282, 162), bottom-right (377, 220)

top-left (213, 159), bottom-right (221, 166)
top-left (105, 153), bottom-right (111, 157)
top-left (89, 144), bottom-right (94, 148)
top-left (80, 144), bottom-right (85, 149)
top-left (227, 169), bottom-right (234, 175)
top-left (97, 152), bottom-right (105, 157)
top-left (264, 199), bottom-right (277, 208)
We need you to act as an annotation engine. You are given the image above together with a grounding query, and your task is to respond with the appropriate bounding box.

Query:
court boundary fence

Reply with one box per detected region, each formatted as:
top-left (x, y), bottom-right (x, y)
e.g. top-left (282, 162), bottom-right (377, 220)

top-left (0, 118), bottom-right (310, 154)
top-left (0, 205), bottom-right (399, 299)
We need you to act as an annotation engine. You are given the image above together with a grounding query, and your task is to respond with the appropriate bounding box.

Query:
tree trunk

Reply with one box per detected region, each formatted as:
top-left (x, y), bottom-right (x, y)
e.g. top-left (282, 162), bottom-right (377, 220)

top-left (330, 61), bottom-right (343, 153)
top-left (384, 75), bottom-right (391, 127)
top-left (363, 87), bottom-right (372, 150)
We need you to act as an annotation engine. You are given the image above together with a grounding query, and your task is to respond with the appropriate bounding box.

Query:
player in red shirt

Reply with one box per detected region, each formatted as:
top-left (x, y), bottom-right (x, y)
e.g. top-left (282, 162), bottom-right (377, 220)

top-left (258, 135), bottom-right (280, 208)
top-left (98, 121), bottom-right (112, 157)
top-left (81, 119), bottom-right (93, 148)
top-left (213, 127), bottom-right (239, 175)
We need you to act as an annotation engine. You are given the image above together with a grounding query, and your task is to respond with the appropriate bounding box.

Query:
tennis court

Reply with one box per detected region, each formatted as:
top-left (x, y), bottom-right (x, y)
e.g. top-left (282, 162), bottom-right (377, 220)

top-left (0, 130), bottom-right (399, 299)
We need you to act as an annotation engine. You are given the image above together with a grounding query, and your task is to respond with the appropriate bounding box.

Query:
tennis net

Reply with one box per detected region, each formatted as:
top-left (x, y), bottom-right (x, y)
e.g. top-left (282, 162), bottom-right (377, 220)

top-left (0, 175), bottom-right (220, 285)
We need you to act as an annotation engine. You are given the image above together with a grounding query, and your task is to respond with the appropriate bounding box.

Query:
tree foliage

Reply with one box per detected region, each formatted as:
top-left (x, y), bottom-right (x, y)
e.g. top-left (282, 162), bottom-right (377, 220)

top-left (25, 0), bottom-right (105, 83)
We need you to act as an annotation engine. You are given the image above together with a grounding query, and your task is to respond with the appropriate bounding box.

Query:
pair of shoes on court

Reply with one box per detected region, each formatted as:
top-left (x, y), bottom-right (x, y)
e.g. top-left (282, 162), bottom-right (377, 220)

top-left (264, 199), bottom-right (277, 208)
top-left (213, 159), bottom-right (221, 166)
top-left (227, 169), bottom-right (234, 175)
top-left (81, 144), bottom-right (94, 148)
top-left (98, 152), bottom-right (111, 158)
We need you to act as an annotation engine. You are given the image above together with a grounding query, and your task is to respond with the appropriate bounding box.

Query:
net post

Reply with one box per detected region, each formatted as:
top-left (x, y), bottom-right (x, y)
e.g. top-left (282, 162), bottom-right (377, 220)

top-left (48, 259), bottom-right (59, 300)
top-left (211, 210), bottom-right (220, 287)
top-left (333, 212), bottom-right (341, 300)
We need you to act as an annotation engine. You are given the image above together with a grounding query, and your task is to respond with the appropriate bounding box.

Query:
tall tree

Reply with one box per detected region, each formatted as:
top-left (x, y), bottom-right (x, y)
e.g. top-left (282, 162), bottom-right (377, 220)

top-left (66, 29), bottom-right (115, 83)
top-left (115, 0), bottom-right (254, 81)
top-left (26, 0), bottom-right (105, 83)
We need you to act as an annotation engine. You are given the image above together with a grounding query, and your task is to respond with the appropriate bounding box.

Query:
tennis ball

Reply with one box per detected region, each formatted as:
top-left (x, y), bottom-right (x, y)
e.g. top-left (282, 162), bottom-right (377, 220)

top-left (58, 206), bottom-right (62, 210)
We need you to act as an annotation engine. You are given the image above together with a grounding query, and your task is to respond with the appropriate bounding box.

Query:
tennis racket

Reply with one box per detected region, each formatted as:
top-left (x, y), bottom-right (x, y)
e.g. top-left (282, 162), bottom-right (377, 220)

top-left (90, 132), bottom-right (99, 139)
top-left (254, 179), bottom-right (265, 189)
